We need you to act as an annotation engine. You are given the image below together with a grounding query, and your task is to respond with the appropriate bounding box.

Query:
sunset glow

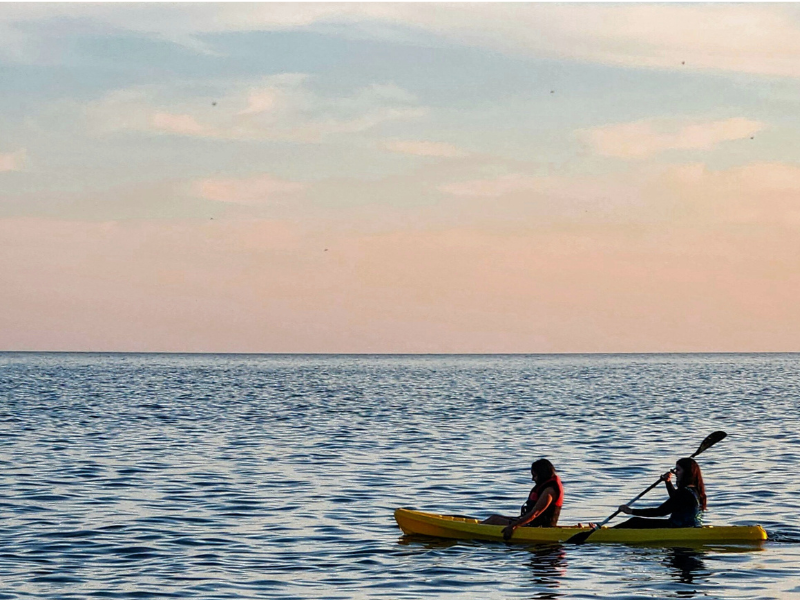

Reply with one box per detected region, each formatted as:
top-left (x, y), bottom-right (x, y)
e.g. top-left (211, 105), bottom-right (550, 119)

top-left (2, 3), bottom-right (799, 352)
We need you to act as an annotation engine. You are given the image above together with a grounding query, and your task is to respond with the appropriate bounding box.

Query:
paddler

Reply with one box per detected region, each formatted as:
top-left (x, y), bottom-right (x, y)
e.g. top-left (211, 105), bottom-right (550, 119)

top-left (614, 457), bottom-right (706, 528)
top-left (481, 458), bottom-right (564, 540)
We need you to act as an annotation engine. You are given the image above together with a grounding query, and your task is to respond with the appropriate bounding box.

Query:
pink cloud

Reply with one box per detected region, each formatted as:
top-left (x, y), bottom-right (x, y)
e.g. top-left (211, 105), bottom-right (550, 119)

top-left (0, 149), bottom-right (26, 172)
top-left (151, 112), bottom-right (211, 136)
top-left (238, 90), bottom-right (279, 115)
top-left (87, 77), bottom-right (425, 142)
top-left (438, 173), bottom-right (543, 198)
top-left (196, 174), bottom-right (306, 205)
top-left (653, 162), bottom-right (800, 227)
top-left (579, 117), bottom-right (764, 159)
top-left (382, 140), bottom-right (468, 158)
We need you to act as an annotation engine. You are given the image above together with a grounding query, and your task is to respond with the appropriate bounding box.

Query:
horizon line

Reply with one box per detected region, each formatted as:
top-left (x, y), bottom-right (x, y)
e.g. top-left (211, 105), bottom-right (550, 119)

top-left (2, 350), bottom-right (799, 357)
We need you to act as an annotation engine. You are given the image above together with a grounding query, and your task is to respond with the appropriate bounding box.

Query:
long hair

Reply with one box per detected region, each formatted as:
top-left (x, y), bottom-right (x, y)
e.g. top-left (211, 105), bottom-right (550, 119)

top-left (531, 458), bottom-right (556, 483)
top-left (676, 457), bottom-right (707, 510)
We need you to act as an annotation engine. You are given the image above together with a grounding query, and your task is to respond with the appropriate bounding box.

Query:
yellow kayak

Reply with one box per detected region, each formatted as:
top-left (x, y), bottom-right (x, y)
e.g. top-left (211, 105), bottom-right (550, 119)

top-left (395, 508), bottom-right (767, 545)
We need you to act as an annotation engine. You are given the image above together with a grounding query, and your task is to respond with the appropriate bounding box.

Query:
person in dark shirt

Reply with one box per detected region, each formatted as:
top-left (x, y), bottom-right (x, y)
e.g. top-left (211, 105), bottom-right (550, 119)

top-left (481, 458), bottom-right (564, 540)
top-left (614, 457), bottom-right (707, 528)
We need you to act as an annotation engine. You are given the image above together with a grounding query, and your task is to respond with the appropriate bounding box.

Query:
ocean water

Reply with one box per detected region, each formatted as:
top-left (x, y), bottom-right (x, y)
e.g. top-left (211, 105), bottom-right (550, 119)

top-left (1, 352), bottom-right (799, 599)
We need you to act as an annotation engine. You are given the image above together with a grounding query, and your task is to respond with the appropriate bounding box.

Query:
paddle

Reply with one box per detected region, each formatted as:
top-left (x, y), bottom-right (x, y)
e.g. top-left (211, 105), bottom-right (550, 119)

top-left (566, 430), bottom-right (727, 544)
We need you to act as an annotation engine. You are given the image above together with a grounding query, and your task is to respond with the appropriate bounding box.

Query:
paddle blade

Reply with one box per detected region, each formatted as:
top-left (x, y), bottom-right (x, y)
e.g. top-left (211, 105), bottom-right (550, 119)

top-left (566, 527), bottom-right (596, 545)
top-left (692, 430), bottom-right (727, 458)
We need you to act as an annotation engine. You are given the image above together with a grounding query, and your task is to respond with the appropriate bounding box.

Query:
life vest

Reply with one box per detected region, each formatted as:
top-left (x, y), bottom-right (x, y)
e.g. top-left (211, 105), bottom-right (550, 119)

top-left (520, 475), bottom-right (564, 526)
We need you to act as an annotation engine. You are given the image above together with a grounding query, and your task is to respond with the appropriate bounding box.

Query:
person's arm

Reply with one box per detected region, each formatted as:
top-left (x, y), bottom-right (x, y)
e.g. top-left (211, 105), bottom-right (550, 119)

top-left (618, 472), bottom-right (675, 517)
top-left (629, 497), bottom-right (674, 517)
top-left (502, 488), bottom-right (555, 540)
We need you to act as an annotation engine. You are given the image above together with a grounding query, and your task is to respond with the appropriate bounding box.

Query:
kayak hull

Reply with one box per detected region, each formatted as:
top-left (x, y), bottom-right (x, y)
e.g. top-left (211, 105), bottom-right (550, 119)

top-left (395, 508), bottom-right (767, 545)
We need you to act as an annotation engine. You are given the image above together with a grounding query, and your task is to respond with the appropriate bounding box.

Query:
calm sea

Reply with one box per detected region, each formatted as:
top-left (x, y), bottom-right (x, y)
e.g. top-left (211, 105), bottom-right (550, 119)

top-left (1, 352), bottom-right (799, 599)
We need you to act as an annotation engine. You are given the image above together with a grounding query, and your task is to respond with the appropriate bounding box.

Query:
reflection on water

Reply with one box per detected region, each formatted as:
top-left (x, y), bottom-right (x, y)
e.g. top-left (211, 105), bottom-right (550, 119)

top-left (526, 544), bottom-right (567, 599)
top-left (666, 547), bottom-right (708, 597)
top-left (397, 536), bottom-right (569, 599)
top-left (396, 534), bottom-right (460, 550)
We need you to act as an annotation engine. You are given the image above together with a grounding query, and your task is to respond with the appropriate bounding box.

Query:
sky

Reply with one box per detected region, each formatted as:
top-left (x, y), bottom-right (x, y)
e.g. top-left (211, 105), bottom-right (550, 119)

top-left (2, 2), bottom-right (800, 353)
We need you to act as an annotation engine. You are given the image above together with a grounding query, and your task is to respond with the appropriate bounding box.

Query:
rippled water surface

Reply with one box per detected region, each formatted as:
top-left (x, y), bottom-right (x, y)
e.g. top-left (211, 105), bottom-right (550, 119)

top-left (1, 353), bottom-right (799, 599)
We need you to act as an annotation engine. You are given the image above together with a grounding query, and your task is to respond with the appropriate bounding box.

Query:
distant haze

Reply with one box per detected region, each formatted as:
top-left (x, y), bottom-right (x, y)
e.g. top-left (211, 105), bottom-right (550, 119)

top-left (2, 4), bottom-right (800, 353)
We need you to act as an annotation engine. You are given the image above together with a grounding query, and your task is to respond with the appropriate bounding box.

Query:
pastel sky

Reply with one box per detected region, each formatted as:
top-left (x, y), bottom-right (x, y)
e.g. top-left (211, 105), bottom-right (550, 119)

top-left (2, 3), bottom-right (800, 353)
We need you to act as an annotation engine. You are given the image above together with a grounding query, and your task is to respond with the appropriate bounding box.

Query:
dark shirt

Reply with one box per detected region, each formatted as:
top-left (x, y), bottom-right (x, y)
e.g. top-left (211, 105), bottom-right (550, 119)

top-left (632, 486), bottom-right (701, 527)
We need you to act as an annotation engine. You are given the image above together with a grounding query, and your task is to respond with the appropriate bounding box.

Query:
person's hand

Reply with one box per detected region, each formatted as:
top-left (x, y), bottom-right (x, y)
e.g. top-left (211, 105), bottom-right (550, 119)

top-left (660, 471), bottom-right (673, 483)
top-left (502, 521), bottom-right (517, 541)
top-left (619, 504), bottom-right (633, 514)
